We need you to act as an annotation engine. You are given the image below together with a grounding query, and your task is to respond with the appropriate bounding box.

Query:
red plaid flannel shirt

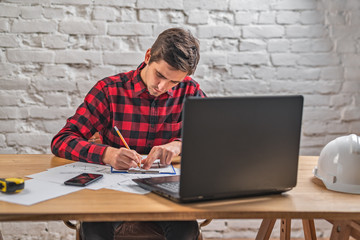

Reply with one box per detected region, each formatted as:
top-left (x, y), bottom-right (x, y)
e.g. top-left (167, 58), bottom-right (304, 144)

top-left (51, 62), bottom-right (206, 164)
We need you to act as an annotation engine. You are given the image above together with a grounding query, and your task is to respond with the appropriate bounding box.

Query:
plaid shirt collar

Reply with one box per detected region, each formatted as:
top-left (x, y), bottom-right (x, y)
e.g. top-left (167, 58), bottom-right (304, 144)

top-left (133, 62), bottom-right (174, 98)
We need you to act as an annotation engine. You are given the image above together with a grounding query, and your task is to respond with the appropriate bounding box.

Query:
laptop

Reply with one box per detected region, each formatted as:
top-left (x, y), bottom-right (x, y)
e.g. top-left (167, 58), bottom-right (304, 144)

top-left (133, 95), bottom-right (304, 203)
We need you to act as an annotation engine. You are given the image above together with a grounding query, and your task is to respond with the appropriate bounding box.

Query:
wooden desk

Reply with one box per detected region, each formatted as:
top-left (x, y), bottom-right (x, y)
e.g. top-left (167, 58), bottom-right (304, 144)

top-left (0, 155), bottom-right (360, 239)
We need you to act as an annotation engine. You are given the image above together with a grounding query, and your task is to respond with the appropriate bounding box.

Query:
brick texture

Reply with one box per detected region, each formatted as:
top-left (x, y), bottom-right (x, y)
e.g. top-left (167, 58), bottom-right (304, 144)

top-left (0, 0), bottom-right (359, 239)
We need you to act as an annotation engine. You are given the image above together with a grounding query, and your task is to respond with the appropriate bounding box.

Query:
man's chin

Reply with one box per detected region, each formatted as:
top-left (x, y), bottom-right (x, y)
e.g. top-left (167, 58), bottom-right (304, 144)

top-left (150, 90), bottom-right (164, 96)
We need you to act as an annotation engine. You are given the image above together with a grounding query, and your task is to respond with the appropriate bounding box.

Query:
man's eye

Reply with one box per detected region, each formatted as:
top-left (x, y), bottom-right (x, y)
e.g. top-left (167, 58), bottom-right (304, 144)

top-left (171, 81), bottom-right (179, 84)
top-left (156, 72), bottom-right (164, 78)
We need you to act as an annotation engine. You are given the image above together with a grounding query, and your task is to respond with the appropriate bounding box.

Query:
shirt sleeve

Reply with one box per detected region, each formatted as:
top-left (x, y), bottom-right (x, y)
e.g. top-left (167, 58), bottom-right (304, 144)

top-left (51, 81), bottom-right (110, 164)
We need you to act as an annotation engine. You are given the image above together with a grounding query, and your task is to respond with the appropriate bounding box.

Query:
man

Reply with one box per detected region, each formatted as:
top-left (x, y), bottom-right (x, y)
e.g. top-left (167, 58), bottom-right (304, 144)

top-left (51, 28), bottom-right (206, 240)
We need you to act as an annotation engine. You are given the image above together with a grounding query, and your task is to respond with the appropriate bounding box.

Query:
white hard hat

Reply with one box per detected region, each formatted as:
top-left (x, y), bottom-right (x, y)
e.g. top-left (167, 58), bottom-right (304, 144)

top-left (314, 134), bottom-right (360, 194)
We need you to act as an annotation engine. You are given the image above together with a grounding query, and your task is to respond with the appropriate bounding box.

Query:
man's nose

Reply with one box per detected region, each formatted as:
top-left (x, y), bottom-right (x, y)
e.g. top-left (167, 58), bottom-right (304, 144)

top-left (157, 80), bottom-right (167, 91)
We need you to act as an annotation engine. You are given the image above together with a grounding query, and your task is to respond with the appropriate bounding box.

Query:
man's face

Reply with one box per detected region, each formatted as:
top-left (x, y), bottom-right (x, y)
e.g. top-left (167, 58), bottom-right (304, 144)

top-left (140, 49), bottom-right (188, 97)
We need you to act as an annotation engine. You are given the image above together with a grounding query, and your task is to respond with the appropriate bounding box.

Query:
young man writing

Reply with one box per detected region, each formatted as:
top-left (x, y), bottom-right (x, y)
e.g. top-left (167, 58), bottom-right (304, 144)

top-left (51, 28), bottom-right (206, 240)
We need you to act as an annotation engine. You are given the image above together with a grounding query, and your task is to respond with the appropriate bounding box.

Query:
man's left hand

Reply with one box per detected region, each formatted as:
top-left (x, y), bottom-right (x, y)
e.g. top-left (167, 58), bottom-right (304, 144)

top-left (142, 141), bottom-right (182, 169)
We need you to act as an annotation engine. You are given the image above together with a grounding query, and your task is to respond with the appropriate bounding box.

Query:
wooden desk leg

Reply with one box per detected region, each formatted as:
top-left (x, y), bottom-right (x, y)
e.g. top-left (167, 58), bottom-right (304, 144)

top-left (330, 220), bottom-right (351, 240)
top-left (280, 218), bottom-right (291, 240)
top-left (256, 219), bottom-right (276, 240)
top-left (349, 221), bottom-right (360, 239)
top-left (302, 219), bottom-right (317, 240)
top-left (0, 230), bottom-right (3, 240)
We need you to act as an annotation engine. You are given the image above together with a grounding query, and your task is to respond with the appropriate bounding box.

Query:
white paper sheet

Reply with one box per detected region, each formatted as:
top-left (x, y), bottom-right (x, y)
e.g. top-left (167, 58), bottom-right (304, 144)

top-left (28, 169), bottom-right (115, 190)
top-left (27, 170), bottom-right (82, 185)
top-left (46, 161), bottom-right (111, 174)
top-left (0, 179), bottom-right (82, 206)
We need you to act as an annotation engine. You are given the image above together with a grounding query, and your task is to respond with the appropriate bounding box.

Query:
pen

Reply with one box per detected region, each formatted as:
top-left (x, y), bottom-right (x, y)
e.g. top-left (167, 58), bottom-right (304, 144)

top-left (114, 126), bottom-right (141, 169)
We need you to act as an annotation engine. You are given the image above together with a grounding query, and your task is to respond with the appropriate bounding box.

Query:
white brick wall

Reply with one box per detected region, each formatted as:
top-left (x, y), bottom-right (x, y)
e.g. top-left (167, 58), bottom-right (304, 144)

top-left (0, 0), bottom-right (359, 239)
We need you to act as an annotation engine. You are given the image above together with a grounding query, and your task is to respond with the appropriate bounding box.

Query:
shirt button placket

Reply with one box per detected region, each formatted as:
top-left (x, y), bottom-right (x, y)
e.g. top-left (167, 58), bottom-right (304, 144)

top-left (147, 100), bottom-right (157, 150)
top-left (150, 100), bottom-right (157, 128)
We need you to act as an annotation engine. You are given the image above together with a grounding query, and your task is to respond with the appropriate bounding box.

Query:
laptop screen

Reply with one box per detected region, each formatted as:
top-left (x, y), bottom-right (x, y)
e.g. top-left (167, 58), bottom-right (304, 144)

top-left (179, 96), bottom-right (303, 200)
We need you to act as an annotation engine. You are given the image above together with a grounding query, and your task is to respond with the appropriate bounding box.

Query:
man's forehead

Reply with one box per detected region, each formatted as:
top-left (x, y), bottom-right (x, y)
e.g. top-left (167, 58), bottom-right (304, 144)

top-left (153, 60), bottom-right (187, 81)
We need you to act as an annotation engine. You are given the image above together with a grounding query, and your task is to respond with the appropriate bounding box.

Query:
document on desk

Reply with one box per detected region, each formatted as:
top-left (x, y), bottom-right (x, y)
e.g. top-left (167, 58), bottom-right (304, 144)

top-left (26, 169), bottom-right (150, 196)
top-left (28, 162), bottom-right (114, 190)
top-left (0, 179), bottom-right (82, 206)
top-left (26, 158), bottom-right (180, 196)
top-left (46, 161), bottom-right (111, 174)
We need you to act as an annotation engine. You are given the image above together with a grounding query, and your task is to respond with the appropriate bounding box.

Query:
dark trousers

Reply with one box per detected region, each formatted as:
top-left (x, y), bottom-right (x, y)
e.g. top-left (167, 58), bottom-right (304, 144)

top-left (81, 221), bottom-right (199, 240)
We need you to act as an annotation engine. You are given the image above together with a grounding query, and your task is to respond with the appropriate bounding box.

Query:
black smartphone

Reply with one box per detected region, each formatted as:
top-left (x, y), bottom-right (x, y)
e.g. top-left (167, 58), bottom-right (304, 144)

top-left (64, 173), bottom-right (103, 187)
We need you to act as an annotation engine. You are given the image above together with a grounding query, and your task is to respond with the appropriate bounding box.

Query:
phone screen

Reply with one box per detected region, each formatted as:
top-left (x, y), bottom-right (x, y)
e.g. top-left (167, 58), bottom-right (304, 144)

top-left (64, 173), bottom-right (103, 186)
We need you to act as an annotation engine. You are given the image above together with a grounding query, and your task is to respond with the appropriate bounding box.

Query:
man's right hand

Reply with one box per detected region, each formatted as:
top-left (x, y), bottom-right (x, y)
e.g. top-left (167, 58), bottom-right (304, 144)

top-left (102, 146), bottom-right (142, 170)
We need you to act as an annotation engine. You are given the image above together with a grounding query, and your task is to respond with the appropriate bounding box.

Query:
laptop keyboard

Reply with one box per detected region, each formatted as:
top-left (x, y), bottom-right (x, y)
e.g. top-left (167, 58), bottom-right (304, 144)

top-left (157, 182), bottom-right (179, 192)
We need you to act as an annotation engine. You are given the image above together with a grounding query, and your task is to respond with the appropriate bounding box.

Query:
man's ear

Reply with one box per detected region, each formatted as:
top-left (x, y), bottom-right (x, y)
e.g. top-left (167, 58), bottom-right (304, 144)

top-left (144, 48), bottom-right (151, 64)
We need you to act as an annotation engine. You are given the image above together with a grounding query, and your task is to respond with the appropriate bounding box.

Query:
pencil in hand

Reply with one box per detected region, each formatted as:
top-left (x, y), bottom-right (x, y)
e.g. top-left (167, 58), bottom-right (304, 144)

top-left (114, 126), bottom-right (141, 168)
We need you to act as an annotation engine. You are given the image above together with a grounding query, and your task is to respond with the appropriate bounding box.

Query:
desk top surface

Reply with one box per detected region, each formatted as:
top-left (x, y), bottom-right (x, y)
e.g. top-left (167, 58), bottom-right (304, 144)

top-left (0, 154), bottom-right (360, 222)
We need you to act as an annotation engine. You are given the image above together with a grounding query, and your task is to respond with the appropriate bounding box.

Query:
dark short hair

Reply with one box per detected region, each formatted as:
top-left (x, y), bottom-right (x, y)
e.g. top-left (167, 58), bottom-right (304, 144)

top-left (149, 28), bottom-right (200, 75)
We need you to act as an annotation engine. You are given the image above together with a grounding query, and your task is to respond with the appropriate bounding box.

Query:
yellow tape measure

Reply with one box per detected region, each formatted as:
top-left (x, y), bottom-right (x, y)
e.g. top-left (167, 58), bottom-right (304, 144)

top-left (0, 178), bottom-right (25, 193)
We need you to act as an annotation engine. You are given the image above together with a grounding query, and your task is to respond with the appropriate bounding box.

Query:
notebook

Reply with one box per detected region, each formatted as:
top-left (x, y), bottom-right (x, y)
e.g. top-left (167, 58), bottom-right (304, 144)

top-left (133, 95), bottom-right (304, 203)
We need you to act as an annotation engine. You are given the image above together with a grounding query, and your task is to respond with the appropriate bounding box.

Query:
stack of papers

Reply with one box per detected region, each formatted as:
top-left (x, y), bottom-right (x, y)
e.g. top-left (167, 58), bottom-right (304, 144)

top-left (0, 159), bottom-right (179, 206)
